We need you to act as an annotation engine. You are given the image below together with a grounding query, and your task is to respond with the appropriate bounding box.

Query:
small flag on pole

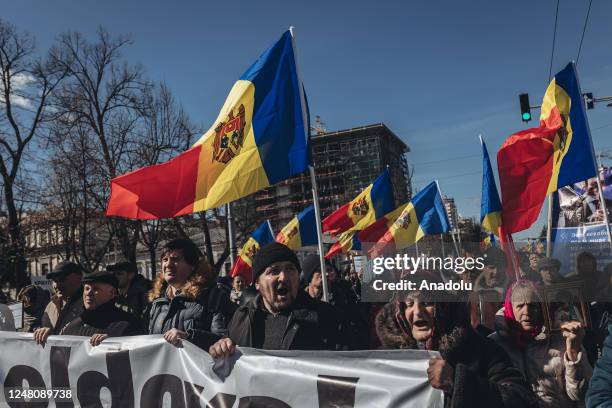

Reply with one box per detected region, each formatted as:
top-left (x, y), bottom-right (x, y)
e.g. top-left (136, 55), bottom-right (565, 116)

top-left (230, 221), bottom-right (275, 284)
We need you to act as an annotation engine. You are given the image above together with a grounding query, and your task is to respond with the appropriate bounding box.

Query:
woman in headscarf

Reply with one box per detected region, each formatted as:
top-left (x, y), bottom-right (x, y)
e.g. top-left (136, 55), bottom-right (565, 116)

top-left (489, 280), bottom-right (592, 408)
top-left (375, 271), bottom-right (537, 408)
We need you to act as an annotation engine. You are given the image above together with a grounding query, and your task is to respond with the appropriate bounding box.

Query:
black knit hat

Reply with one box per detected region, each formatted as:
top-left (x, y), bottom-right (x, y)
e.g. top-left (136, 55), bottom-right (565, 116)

top-left (82, 270), bottom-right (119, 288)
top-left (301, 254), bottom-right (332, 284)
top-left (252, 242), bottom-right (301, 282)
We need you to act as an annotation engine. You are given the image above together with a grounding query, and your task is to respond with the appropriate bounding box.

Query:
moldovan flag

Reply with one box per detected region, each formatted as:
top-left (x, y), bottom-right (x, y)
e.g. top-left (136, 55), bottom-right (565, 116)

top-left (231, 221), bottom-right (275, 284)
top-left (498, 62), bottom-right (597, 233)
top-left (480, 136), bottom-right (502, 235)
top-left (322, 168), bottom-right (394, 236)
top-left (325, 230), bottom-right (362, 259)
top-left (106, 31), bottom-right (309, 219)
top-left (276, 205), bottom-right (317, 250)
top-left (359, 181), bottom-right (450, 255)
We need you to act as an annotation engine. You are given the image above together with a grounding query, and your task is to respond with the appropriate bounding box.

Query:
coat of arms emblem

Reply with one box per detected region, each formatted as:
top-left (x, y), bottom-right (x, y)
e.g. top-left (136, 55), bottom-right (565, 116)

top-left (395, 210), bottom-right (412, 229)
top-left (351, 197), bottom-right (370, 217)
top-left (245, 243), bottom-right (259, 259)
top-left (279, 226), bottom-right (298, 243)
top-left (212, 104), bottom-right (246, 164)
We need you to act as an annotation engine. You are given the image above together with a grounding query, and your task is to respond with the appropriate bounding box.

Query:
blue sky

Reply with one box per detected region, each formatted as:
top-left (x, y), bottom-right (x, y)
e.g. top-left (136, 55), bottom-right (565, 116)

top-left (5, 0), bottom-right (612, 238)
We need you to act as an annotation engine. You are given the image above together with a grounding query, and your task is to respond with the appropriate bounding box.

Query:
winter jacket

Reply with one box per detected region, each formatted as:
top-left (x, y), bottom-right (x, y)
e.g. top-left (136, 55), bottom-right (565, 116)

top-left (228, 291), bottom-right (344, 351)
top-left (489, 309), bottom-right (592, 408)
top-left (146, 283), bottom-right (235, 350)
top-left (587, 323), bottom-right (612, 408)
top-left (114, 274), bottom-right (150, 318)
top-left (44, 287), bottom-right (85, 335)
top-left (376, 302), bottom-right (538, 408)
top-left (59, 300), bottom-right (144, 337)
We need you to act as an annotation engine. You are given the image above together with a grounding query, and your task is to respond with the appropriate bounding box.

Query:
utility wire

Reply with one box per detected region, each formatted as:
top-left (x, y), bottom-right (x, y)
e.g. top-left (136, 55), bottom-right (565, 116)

top-left (576, 0), bottom-right (593, 66)
top-left (548, 0), bottom-right (561, 82)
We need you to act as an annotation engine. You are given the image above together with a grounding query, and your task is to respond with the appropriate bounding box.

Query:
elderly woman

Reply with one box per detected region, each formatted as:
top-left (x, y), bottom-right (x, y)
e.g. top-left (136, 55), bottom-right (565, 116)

top-left (146, 238), bottom-right (235, 350)
top-left (489, 280), bottom-right (592, 408)
top-left (375, 271), bottom-right (537, 408)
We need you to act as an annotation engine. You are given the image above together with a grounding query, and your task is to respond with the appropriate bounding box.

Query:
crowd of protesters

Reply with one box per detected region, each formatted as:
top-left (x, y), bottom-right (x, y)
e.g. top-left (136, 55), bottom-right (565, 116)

top-left (4, 237), bottom-right (612, 407)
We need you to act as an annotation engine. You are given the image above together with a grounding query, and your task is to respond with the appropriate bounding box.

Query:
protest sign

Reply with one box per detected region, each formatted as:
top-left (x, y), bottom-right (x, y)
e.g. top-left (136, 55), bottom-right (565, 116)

top-left (0, 332), bottom-right (443, 407)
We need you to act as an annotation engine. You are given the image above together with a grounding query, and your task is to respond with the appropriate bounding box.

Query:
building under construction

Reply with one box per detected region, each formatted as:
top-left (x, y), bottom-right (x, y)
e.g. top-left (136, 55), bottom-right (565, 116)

top-left (237, 123), bottom-right (411, 234)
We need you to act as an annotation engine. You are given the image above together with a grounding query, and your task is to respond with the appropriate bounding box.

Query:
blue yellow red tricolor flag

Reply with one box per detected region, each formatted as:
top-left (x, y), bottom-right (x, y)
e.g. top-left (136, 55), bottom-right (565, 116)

top-left (106, 31), bottom-right (309, 219)
top-left (359, 181), bottom-right (450, 255)
top-left (230, 221), bottom-right (275, 284)
top-left (325, 230), bottom-right (362, 259)
top-left (276, 205), bottom-right (317, 250)
top-left (322, 168), bottom-right (395, 236)
top-left (480, 136), bottom-right (502, 235)
top-left (498, 62), bottom-right (597, 233)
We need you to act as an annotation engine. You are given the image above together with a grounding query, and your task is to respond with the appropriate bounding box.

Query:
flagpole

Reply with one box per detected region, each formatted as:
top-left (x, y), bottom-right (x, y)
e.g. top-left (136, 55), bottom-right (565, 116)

top-left (546, 194), bottom-right (553, 257)
top-left (290, 26), bottom-right (329, 302)
top-left (440, 234), bottom-right (446, 258)
top-left (227, 203), bottom-right (236, 267)
top-left (451, 231), bottom-right (460, 257)
top-left (595, 166), bottom-right (612, 254)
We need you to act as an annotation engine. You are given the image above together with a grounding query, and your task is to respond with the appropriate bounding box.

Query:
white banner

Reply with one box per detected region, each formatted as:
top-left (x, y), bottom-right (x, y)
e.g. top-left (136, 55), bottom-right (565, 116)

top-left (0, 332), bottom-right (443, 407)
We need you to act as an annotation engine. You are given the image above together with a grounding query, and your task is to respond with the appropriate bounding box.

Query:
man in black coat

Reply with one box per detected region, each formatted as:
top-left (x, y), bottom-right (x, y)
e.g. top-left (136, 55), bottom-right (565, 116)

top-left (107, 261), bottom-right (150, 318)
top-left (34, 261), bottom-right (85, 345)
top-left (60, 270), bottom-right (144, 345)
top-left (209, 243), bottom-right (344, 357)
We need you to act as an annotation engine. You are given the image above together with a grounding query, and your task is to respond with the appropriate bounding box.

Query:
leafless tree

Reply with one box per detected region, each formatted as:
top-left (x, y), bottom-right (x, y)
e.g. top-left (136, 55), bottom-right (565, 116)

top-left (0, 20), bottom-right (66, 288)
top-left (48, 27), bottom-right (149, 263)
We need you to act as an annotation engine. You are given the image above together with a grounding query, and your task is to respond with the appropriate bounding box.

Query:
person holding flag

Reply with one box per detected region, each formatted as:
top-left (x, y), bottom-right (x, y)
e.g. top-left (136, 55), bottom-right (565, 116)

top-left (231, 221), bottom-right (275, 285)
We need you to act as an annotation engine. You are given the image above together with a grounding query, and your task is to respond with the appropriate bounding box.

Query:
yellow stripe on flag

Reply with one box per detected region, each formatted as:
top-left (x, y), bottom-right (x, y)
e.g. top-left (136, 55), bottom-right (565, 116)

top-left (349, 184), bottom-right (376, 230)
top-left (386, 202), bottom-right (425, 250)
top-left (193, 81), bottom-right (269, 211)
top-left (277, 216), bottom-right (302, 250)
top-left (540, 79), bottom-right (574, 194)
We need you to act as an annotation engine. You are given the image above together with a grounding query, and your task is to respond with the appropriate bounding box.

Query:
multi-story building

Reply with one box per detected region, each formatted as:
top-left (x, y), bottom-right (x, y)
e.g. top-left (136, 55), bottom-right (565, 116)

top-left (242, 123), bottom-right (411, 233)
top-left (443, 196), bottom-right (459, 232)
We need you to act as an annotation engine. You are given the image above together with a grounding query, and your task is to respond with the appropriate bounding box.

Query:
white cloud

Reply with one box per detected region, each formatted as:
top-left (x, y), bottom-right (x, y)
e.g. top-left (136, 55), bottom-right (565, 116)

top-left (0, 71), bottom-right (35, 110)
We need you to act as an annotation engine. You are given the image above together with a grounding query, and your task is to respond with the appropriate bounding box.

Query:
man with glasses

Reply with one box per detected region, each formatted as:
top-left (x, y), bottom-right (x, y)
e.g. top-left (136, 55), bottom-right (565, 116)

top-left (209, 242), bottom-right (345, 359)
top-left (34, 261), bottom-right (84, 344)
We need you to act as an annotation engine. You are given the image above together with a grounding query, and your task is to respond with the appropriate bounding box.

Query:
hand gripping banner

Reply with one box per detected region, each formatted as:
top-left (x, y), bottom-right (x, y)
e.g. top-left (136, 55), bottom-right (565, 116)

top-left (0, 332), bottom-right (443, 407)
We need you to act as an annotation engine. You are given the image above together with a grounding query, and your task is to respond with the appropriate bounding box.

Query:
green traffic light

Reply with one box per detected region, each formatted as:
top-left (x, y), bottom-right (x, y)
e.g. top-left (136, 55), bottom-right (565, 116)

top-left (522, 112), bottom-right (531, 121)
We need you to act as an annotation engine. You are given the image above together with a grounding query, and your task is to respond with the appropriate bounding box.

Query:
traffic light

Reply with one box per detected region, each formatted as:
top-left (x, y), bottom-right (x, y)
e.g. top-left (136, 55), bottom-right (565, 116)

top-left (584, 92), bottom-right (594, 109)
top-left (519, 93), bottom-right (531, 122)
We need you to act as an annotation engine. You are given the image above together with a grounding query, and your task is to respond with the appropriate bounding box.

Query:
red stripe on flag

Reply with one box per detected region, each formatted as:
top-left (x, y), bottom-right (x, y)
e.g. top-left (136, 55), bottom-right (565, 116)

top-left (230, 256), bottom-right (253, 285)
top-left (497, 118), bottom-right (560, 233)
top-left (325, 242), bottom-right (343, 259)
top-left (322, 203), bottom-right (354, 235)
top-left (358, 217), bottom-right (390, 244)
top-left (106, 145), bottom-right (202, 219)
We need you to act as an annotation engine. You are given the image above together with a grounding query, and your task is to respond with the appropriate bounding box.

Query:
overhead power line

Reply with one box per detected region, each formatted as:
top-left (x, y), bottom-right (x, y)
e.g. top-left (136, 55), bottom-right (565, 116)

top-left (576, 0), bottom-right (594, 66)
top-left (548, 0), bottom-right (561, 82)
